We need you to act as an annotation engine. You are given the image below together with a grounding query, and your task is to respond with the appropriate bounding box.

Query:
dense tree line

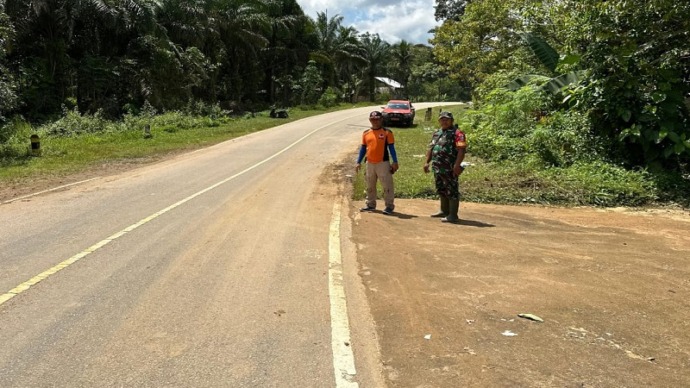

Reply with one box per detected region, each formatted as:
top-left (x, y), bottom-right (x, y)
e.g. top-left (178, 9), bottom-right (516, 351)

top-left (0, 0), bottom-right (460, 126)
top-left (432, 0), bottom-right (690, 170)
top-left (4, 0), bottom-right (685, 172)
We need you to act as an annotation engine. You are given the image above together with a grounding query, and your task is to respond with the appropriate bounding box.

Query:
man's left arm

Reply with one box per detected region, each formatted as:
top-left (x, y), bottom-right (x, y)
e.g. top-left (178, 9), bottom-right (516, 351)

top-left (453, 130), bottom-right (467, 177)
top-left (388, 143), bottom-right (399, 173)
top-left (453, 148), bottom-right (466, 176)
top-left (387, 131), bottom-right (399, 173)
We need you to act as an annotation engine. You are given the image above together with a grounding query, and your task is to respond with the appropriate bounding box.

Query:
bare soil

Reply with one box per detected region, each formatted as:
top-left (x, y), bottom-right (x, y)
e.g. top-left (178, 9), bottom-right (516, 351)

top-left (351, 199), bottom-right (690, 387)
top-left (0, 157), bottom-right (167, 204)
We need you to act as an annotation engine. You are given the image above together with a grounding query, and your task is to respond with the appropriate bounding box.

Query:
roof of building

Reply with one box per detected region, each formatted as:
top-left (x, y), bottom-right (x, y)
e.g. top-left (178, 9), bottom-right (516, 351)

top-left (375, 77), bottom-right (403, 88)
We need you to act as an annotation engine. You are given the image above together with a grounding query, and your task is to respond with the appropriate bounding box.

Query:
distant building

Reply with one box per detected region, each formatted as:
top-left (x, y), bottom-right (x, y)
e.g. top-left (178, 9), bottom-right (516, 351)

top-left (375, 77), bottom-right (404, 98)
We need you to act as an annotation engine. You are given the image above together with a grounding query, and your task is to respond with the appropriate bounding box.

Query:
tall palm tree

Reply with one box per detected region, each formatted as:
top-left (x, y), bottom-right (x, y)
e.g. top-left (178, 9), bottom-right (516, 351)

top-left (308, 11), bottom-right (345, 89)
top-left (211, 0), bottom-right (270, 103)
top-left (389, 40), bottom-right (413, 97)
top-left (5, 0), bottom-right (82, 115)
top-left (157, 0), bottom-right (211, 49)
top-left (359, 32), bottom-right (390, 102)
top-left (333, 25), bottom-right (365, 102)
top-left (261, 0), bottom-right (308, 104)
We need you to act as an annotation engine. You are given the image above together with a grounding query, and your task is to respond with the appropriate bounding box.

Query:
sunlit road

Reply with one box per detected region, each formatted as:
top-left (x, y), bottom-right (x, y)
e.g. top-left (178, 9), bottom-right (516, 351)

top-left (0, 104), bottom-right (454, 387)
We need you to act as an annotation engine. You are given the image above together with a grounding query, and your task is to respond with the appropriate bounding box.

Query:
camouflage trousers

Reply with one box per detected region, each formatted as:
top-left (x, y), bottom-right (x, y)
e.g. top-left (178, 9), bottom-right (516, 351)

top-left (433, 168), bottom-right (459, 200)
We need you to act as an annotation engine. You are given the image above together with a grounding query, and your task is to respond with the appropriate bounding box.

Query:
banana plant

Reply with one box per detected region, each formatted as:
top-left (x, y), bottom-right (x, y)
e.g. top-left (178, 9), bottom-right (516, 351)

top-left (507, 33), bottom-right (586, 95)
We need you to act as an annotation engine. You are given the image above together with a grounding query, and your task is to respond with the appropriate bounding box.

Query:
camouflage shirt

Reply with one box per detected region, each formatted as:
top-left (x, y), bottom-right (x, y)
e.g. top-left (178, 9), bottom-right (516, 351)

top-left (429, 126), bottom-right (467, 172)
top-left (428, 126), bottom-right (467, 198)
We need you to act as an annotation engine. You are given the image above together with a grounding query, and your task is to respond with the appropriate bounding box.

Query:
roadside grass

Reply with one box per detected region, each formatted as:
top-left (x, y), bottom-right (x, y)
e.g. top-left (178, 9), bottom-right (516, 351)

top-left (3, 102), bottom-right (688, 208)
top-left (354, 106), bottom-right (690, 208)
top-left (0, 103), bottom-right (371, 183)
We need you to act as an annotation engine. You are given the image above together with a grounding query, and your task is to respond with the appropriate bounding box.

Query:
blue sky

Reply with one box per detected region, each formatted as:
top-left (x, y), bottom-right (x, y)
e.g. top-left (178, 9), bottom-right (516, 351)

top-left (296, 0), bottom-right (438, 45)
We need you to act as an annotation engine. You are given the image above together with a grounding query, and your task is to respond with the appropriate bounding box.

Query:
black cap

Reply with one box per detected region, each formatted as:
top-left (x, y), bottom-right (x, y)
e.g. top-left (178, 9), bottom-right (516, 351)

top-left (439, 111), bottom-right (454, 120)
top-left (369, 111), bottom-right (383, 119)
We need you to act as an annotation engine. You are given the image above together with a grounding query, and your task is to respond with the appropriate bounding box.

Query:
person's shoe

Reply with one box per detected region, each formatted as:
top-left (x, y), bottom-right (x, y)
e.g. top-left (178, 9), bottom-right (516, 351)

top-left (431, 196), bottom-right (449, 217)
top-left (441, 199), bottom-right (460, 223)
top-left (360, 205), bottom-right (376, 212)
top-left (382, 207), bottom-right (394, 215)
top-left (441, 215), bottom-right (459, 223)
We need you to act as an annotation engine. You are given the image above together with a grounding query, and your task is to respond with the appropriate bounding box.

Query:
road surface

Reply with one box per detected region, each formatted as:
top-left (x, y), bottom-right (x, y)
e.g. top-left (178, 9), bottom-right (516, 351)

top-left (1, 105), bottom-right (444, 387)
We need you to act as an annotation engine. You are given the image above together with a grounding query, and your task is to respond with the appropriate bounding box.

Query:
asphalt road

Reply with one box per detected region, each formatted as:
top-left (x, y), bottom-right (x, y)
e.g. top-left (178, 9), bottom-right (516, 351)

top-left (0, 105), bottom-right (441, 388)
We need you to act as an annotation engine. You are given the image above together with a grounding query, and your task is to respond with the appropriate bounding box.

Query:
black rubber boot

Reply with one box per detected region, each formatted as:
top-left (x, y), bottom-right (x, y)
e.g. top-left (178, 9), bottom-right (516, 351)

top-left (441, 199), bottom-right (459, 223)
top-left (430, 196), bottom-right (449, 217)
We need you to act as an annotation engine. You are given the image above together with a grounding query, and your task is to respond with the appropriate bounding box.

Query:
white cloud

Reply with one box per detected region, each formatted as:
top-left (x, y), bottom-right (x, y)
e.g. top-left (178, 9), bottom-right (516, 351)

top-left (297, 0), bottom-right (438, 45)
top-left (298, 0), bottom-right (344, 16)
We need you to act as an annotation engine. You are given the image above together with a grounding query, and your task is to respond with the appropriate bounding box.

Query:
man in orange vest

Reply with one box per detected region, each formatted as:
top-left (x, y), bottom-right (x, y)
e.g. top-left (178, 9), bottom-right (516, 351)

top-left (355, 111), bottom-right (399, 215)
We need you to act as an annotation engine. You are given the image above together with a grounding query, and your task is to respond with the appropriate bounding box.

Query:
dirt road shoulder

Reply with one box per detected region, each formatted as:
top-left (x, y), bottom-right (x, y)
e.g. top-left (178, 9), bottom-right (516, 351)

top-left (351, 199), bottom-right (690, 387)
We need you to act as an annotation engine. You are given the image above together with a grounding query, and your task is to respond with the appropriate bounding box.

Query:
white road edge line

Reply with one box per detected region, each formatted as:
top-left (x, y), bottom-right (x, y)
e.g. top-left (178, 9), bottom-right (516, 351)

top-left (1, 177), bottom-right (100, 204)
top-left (329, 201), bottom-right (359, 388)
top-left (0, 114), bottom-right (357, 307)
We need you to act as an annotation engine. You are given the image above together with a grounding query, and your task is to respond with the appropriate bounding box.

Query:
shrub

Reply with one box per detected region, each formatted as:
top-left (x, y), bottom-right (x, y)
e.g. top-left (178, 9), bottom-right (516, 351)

top-left (40, 107), bottom-right (115, 136)
top-left (540, 161), bottom-right (657, 206)
top-left (530, 110), bottom-right (593, 167)
top-left (318, 87), bottom-right (339, 108)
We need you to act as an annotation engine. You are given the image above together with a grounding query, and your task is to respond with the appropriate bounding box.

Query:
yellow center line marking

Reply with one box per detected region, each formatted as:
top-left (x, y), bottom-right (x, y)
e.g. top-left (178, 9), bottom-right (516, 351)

top-left (0, 115), bottom-right (357, 307)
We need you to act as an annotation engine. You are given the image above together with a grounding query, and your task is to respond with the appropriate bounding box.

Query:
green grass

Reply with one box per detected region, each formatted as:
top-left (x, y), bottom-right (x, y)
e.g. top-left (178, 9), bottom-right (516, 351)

top-left (3, 102), bottom-right (688, 208)
top-left (354, 106), bottom-right (690, 208)
top-left (0, 103), bottom-right (373, 183)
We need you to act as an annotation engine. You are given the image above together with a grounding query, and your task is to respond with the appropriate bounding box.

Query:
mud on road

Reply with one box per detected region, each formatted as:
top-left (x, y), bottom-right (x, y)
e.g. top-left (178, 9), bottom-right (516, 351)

top-left (351, 199), bottom-right (690, 387)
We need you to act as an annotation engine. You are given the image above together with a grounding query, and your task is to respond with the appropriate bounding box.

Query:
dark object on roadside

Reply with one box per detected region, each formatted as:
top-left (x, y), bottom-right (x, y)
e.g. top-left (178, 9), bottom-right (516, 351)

top-left (30, 134), bottom-right (41, 156)
top-left (270, 107), bottom-right (289, 118)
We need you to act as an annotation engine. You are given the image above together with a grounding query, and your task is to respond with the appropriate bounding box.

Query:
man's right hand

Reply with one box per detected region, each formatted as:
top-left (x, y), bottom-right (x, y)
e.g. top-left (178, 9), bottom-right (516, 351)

top-left (355, 163), bottom-right (361, 173)
top-left (423, 163), bottom-right (430, 173)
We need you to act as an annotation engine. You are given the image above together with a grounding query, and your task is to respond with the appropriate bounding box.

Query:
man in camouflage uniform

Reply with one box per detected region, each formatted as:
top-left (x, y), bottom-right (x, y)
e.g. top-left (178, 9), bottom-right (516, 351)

top-left (423, 111), bottom-right (467, 223)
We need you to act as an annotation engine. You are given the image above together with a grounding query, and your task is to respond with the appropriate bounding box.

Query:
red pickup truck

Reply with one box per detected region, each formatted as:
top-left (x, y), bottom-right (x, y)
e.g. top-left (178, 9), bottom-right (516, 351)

top-left (381, 100), bottom-right (415, 127)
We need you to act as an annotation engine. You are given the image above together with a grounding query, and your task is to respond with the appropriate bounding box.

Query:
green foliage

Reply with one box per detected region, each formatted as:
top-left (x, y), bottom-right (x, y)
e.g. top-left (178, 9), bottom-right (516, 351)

top-left (530, 111), bottom-right (593, 167)
top-left (434, 0), bottom-right (690, 171)
top-left (431, 0), bottom-right (530, 88)
top-left (538, 161), bottom-right (657, 206)
top-left (318, 87), bottom-right (339, 108)
top-left (454, 161), bottom-right (659, 207)
top-left (299, 60), bottom-right (323, 105)
top-left (377, 92), bottom-right (391, 103)
top-left (35, 103), bottom-right (236, 139)
top-left (359, 33), bottom-right (390, 102)
top-left (1, 0), bottom-right (446, 126)
top-left (457, 81), bottom-right (598, 168)
top-left (183, 100), bottom-right (232, 118)
top-left (0, 118), bottom-right (32, 158)
top-left (0, 9), bottom-right (18, 124)
top-left (518, 33), bottom-right (558, 74)
top-left (354, 110), bottom-right (677, 207)
top-left (565, 0), bottom-right (690, 168)
top-left (40, 108), bottom-right (115, 137)
top-left (434, 0), bottom-right (472, 22)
